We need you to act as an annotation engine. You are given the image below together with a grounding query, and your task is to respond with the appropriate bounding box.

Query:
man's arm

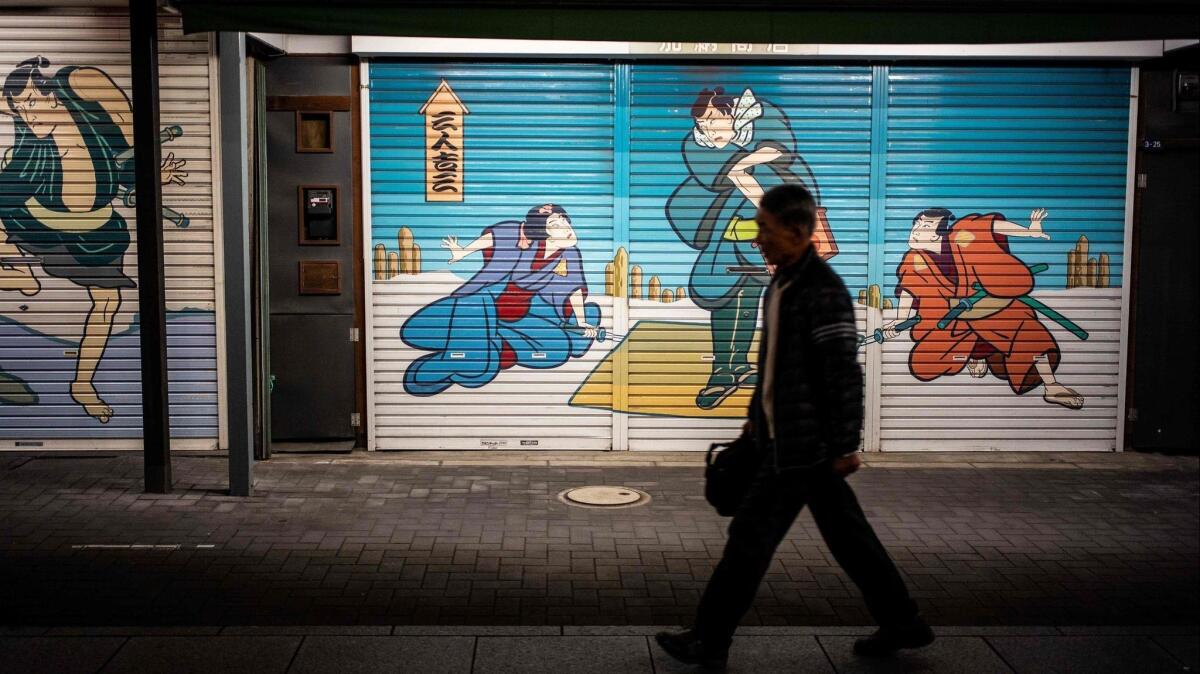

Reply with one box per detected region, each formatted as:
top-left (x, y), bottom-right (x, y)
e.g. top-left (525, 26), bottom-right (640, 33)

top-left (442, 231), bottom-right (494, 263)
top-left (725, 146), bottom-right (782, 208)
top-left (568, 289), bottom-right (598, 338)
top-left (993, 208), bottom-right (1050, 240)
top-left (807, 286), bottom-right (864, 460)
top-left (69, 67), bottom-right (132, 147)
top-left (882, 289), bottom-right (916, 339)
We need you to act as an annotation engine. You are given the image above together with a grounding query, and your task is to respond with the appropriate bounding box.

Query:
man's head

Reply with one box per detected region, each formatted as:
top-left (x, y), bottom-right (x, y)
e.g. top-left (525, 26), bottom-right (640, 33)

top-left (3, 57), bottom-right (63, 139)
top-left (690, 87), bottom-right (736, 148)
top-left (908, 208), bottom-right (954, 252)
top-left (755, 184), bottom-right (817, 267)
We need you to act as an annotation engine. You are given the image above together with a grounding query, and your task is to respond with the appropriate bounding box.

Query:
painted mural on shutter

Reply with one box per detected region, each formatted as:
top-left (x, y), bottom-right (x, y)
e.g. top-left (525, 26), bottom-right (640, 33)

top-left (368, 63), bottom-right (616, 450)
top-left (574, 65), bottom-right (872, 451)
top-left (366, 60), bottom-right (1131, 452)
top-left (876, 67), bottom-right (1131, 450)
top-left (0, 10), bottom-right (219, 447)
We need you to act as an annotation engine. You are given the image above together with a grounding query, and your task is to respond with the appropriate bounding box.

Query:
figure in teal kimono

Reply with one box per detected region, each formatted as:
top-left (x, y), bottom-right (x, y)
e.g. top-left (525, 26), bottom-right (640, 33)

top-left (665, 86), bottom-right (836, 409)
top-left (401, 203), bottom-right (601, 396)
top-left (0, 57), bottom-right (187, 420)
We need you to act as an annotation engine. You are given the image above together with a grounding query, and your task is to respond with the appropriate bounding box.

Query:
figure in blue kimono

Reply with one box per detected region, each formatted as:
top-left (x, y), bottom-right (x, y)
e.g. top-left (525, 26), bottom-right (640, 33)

top-left (0, 58), bottom-right (186, 420)
top-left (401, 203), bottom-right (601, 396)
top-left (666, 86), bottom-right (837, 410)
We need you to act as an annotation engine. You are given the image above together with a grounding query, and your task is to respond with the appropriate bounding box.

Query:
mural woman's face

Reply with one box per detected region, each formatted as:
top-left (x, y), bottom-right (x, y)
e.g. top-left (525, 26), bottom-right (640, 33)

top-left (909, 215), bottom-right (945, 252)
top-left (544, 213), bottom-right (577, 248)
top-left (695, 103), bottom-right (735, 148)
top-left (10, 79), bottom-right (66, 139)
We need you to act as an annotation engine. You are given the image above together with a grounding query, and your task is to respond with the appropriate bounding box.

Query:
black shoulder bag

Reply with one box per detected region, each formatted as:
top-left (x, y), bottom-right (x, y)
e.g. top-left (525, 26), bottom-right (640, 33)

top-left (704, 433), bottom-right (760, 517)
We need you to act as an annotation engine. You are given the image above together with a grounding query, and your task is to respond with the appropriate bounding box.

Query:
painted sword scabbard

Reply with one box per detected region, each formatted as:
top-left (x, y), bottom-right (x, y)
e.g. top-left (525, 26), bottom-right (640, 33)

top-left (1014, 295), bottom-right (1089, 340)
top-left (937, 262), bottom-right (1050, 329)
top-left (725, 265), bottom-right (770, 276)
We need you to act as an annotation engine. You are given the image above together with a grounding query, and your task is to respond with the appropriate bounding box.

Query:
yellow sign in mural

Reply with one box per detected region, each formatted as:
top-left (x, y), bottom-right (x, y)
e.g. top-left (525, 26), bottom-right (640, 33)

top-left (419, 79), bottom-right (469, 202)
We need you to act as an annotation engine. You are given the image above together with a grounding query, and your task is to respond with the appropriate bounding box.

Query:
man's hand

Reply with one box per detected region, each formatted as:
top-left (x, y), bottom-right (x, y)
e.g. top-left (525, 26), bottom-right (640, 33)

top-left (1028, 208), bottom-right (1050, 240)
top-left (160, 151), bottom-right (188, 186)
top-left (441, 236), bottom-right (466, 263)
top-left (832, 453), bottom-right (862, 476)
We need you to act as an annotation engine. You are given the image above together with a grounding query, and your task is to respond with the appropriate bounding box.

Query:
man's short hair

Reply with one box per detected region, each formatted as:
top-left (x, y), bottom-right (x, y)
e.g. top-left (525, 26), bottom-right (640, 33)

top-left (760, 184), bottom-right (816, 235)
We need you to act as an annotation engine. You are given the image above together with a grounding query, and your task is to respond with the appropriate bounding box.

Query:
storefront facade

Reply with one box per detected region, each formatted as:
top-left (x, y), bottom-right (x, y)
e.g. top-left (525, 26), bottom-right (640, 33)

top-left (362, 51), bottom-right (1137, 452)
top-left (0, 7), bottom-right (1153, 454)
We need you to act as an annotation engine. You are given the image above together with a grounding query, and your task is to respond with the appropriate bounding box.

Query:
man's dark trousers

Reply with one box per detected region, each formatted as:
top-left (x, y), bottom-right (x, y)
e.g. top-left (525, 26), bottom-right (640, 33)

top-left (695, 452), bottom-right (918, 645)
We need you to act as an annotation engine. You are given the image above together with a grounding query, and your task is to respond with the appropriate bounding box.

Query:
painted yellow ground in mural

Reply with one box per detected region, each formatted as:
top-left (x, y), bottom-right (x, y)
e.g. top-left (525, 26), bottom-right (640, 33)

top-left (570, 320), bottom-right (760, 418)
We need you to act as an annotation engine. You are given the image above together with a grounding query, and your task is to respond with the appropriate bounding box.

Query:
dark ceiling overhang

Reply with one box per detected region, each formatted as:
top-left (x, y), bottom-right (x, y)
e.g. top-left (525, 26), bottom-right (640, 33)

top-left (171, 1), bottom-right (1199, 44)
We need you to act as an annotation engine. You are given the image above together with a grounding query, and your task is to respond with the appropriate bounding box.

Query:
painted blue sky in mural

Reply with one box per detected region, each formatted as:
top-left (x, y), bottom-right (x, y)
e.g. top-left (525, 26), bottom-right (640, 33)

top-left (370, 64), bottom-right (617, 287)
top-left (369, 64), bottom-right (1128, 294)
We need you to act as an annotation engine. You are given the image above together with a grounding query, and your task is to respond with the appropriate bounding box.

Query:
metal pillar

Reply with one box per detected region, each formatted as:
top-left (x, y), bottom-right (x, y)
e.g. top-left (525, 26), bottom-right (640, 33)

top-left (219, 32), bottom-right (254, 496)
top-left (129, 0), bottom-right (172, 493)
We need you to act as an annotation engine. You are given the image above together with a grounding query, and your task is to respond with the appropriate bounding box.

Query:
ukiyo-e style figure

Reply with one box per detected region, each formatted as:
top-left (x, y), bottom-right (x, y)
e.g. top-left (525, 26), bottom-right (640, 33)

top-left (401, 203), bottom-right (601, 396)
top-left (0, 57), bottom-right (187, 421)
top-left (882, 208), bottom-right (1086, 410)
top-left (666, 86), bottom-right (837, 410)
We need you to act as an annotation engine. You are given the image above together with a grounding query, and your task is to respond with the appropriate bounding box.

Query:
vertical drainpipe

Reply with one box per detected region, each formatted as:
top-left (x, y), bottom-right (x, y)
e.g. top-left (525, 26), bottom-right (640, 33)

top-left (129, 0), bottom-right (172, 492)
top-left (218, 32), bottom-right (254, 496)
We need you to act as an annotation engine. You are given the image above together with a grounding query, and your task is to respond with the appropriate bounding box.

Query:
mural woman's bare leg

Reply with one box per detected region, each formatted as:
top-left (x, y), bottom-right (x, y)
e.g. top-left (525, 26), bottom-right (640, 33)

top-left (70, 286), bottom-right (121, 423)
top-left (1034, 354), bottom-right (1084, 409)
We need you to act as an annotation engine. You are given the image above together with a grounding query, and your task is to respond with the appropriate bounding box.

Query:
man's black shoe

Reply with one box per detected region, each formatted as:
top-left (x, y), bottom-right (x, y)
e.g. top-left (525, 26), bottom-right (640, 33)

top-left (655, 629), bottom-right (729, 670)
top-left (853, 620), bottom-right (935, 657)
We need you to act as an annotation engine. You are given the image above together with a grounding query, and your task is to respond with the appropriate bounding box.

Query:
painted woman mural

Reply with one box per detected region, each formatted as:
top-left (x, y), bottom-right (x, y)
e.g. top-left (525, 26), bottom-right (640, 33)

top-left (664, 86), bottom-right (837, 410)
top-left (882, 208), bottom-right (1086, 409)
top-left (0, 57), bottom-right (187, 421)
top-left (400, 203), bottom-right (601, 396)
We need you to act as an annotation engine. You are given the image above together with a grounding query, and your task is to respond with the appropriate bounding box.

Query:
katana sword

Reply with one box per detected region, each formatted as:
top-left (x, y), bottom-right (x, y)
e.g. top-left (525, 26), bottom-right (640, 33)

top-left (1, 256), bottom-right (41, 266)
top-left (726, 265), bottom-right (770, 276)
top-left (858, 315), bottom-right (920, 350)
top-left (559, 323), bottom-right (626, 344)
top-left (935, 262), bottom-right (1088, 340)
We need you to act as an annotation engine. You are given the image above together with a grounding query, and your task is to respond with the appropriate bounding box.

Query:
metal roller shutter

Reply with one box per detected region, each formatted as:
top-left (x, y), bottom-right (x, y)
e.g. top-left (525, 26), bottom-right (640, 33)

top-left (878, 66), bottom-right (1132, 451)
top-left (624, 65), bottom-right (874, 451)
top-left (0, 9), bottom-right (219, 447)
top-left (367, 63), bottom-right (615, 450)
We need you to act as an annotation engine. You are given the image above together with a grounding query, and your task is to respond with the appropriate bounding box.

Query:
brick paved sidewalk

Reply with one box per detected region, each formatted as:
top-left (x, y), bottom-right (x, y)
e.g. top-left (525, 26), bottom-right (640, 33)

top-left (1, 451), bottom-right (1196, 629)
top-left (2, 624), bottom-right (1197, 673)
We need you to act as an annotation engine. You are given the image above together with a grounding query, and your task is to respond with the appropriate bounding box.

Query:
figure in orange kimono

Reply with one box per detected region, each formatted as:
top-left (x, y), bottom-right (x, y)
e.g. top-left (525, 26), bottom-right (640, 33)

top-left (881, 208), bottom-right (1084, 409)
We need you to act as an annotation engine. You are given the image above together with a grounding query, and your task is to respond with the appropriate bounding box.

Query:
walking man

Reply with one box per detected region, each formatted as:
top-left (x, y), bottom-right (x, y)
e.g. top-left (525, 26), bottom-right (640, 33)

top-left (656, 184), bottom-right (933, 668)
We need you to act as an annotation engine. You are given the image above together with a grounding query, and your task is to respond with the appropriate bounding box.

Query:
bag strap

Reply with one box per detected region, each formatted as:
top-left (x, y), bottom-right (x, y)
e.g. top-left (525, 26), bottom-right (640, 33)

top-left (706, 442), bottom-right (729, 467)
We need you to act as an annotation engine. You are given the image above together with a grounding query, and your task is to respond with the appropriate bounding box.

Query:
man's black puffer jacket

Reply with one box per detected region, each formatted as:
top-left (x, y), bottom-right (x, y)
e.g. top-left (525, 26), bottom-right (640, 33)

top-left (749, 247), bottom-right (864, 470)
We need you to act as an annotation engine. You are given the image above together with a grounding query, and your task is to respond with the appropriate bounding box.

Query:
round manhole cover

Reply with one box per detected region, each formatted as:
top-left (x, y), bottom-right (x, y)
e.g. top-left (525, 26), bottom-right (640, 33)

top-left (558, 486), bottom-right (650, 509)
